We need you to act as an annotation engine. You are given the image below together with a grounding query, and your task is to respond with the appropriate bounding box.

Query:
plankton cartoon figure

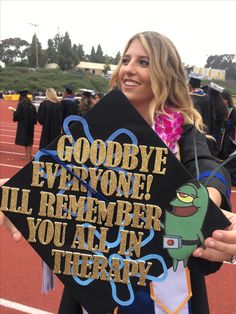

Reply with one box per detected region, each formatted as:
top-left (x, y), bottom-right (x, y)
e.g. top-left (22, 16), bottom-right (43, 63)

top-left (162, 132), bottom-right (236, 271)
top-left (163, 180), bottom-right (209, 271)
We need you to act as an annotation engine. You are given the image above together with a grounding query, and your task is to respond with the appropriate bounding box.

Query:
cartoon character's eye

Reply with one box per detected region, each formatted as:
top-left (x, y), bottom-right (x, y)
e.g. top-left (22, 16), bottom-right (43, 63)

top-left (177, 192), bottom-right (194, 203)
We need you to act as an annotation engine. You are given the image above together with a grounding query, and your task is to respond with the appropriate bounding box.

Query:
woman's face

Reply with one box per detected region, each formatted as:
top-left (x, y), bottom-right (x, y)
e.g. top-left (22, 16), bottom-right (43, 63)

top-left (223, 98), bottom-right (228, 106)
top-left (118, 38), bottom-right (154, 109)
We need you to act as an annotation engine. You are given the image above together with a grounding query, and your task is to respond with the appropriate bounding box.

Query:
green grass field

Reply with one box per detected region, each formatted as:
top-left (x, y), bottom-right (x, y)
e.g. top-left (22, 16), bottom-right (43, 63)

top-left (0, 67), bottom-right (109, 93)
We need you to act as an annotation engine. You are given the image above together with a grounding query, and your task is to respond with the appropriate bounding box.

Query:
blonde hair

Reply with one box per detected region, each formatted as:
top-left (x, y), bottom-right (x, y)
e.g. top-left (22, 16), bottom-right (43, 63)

top-left (110, 31), bottom-right (203, 130)
top-left (46, 88), bottom-right (58, 103)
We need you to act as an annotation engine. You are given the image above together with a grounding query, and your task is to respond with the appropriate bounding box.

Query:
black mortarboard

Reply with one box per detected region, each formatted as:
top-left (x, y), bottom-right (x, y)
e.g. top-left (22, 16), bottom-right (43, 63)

top-left (64, 84), bottom-right (73, 93)
top-left (0, 89), bottom-right (230, 314)
top-left (188, 72), bottom-right (204, 88)
top-left (18, 90), bottom-right (29, 95)
top-left (82, 91), bottom-right (92, 98)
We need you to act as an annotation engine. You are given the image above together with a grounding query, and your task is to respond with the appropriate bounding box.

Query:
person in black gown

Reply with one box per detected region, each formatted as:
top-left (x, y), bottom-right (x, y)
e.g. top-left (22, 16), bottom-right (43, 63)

top-left (37, 87), bottom-right (63, 149)
top-left (188, 72), bottom-right (212, 134)
top-left (61, 85), bottom-right (80, 121)
top-left (9, 90), bottom-right (37, 159)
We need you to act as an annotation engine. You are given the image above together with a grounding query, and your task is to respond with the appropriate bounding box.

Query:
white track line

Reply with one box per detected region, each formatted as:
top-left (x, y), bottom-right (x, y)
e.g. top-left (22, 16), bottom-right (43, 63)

top-left (0, 127), bottom-right (17, 130)
top-left (0, 150), bottom-right (25, 156)
top-left (0, 298), bottom-right (53, 314)
top-left (0, 134), bottom-right (16, 138)
top-left (0, 163), bottom-right (22, 169)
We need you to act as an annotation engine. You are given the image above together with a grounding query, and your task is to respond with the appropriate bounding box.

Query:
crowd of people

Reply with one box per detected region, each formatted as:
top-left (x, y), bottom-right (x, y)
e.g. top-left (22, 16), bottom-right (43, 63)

top-left (188, 74), bottom-right (236, 185)
top-left (1, 30), bottom-right (236, 314)
top-left (8, 86), bottom-right (104, 158)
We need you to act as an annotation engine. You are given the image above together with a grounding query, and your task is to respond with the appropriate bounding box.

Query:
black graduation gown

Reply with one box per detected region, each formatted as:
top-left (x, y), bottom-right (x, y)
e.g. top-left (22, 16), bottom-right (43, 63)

top-left (61, 97), bottom-right (80, 121)
top-left (37, 100), bottom-right (63, 149)
top-left (58, 125), bottom-right (231, 314)
top-left (190, 94), bottom-right (212, 134)
top-left (220, 107), bottom-right (236, 185)
top-left (224, 107), bottom-right (236, 141)
top-left (13, 100), bottom-right (37, 146)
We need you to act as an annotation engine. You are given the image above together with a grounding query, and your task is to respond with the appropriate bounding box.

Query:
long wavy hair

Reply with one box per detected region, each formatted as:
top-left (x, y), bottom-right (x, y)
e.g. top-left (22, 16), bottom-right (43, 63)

top-left (208, 88), bottom-right (228, 121)
top-left (46, 88), bottom-right (58, 103)
top-left (110, 31), bottom-right (203, 130)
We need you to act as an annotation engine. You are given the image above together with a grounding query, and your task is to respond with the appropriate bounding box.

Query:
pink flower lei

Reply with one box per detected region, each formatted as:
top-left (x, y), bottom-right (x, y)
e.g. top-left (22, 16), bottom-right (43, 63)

top-left (154, 107), bottom-right (184, 155)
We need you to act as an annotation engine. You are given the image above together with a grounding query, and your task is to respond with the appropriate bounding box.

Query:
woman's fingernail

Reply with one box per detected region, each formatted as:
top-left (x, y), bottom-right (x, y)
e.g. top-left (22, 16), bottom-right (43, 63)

top-left (214, 231), bottom-right (223, 239)
top-left (208, 240), bottom-right (215, 247)
top-left (196, 251), bottom-right (202, 257)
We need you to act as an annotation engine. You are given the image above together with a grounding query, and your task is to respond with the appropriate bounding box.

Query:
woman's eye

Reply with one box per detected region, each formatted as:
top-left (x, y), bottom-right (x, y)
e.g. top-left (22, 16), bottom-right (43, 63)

top-left (140, 59), bottom-right (149, 66)
top-left (121, 58), bottom-right (129, 65)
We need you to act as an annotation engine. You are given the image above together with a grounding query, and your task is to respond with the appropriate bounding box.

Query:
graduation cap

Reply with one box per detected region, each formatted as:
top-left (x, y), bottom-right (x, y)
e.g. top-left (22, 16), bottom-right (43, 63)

top-left (188, 72), bottom-right (204, 88)
top-left (0, 89), bottom-right (230, 314)
top-left (18, 90), bottom-right (29, 95)
top-left (82, 90), bottom-right (96, 98)
top-left (64, 84), bottom-right (73, 93)
top-left (208, 82), bottom-right (224, 93)
top-left (82, 91), bottom-right (92, 97)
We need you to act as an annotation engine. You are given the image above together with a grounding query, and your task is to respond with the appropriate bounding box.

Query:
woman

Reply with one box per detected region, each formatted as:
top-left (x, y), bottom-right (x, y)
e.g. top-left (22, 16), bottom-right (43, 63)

top-left (58, 31), bottom-right (233, 314)
top-left (37, 88), bottom-right (63, 149)
top-left (79, 91), bottom-right (93, 116)
top-left (1, 31), bottom-right (235, 313)
top-left (207, 83), bottom-right (228, 157)
top-left (10, 90), bottom-right (37, 159)
top-left (218, 90), bottom-right (236, 159)
top-left (218, 90), bottom-right (236, 186)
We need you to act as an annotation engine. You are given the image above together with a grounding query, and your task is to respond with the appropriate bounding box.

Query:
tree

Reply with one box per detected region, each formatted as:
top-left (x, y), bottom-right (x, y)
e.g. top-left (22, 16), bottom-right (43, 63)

top-left (103, 63), bottom-right (111, 75)
top-left (0, 38), bottom-right (29, 65)
top-left (90, 46), bottom-right (96, 62)
top-left (77, 44), bottom-right (85, 62)
top-left (58, 32), bottom-right (78, 70)
top-left (205, 54), bottom-right (236, 81)
top-left (95, 44), bottom-right (104, 63)
top-left (114, 51), bottom-right (121, 65)
top-left (27, 34), bottom-right (44, 68)
top-left (45, 32), bottom-right (63, 65)
top-left (46, 39), bottom-right (58, 64)
top-left (72, 44), bottom-right (79, 65)
top-left (53, 32), bottom-right (63, 52)
top-left (103, 54), bottom-right (113, 65)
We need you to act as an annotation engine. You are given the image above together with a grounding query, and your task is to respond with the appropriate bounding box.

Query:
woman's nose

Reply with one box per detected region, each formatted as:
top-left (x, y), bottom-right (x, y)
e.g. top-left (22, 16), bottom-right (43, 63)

top-left (125, 60), bottom-right (137, 74)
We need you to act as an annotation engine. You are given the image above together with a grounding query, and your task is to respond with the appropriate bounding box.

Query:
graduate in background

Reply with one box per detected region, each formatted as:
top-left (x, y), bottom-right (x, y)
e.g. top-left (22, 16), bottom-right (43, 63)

top-left (207, 82), bottom-right (228, 157)
top-left (219, 90), bottom-right (236, 185)
top-left (61, 85), bottom-right (80, 121)
top-left (188, 72), bottom-right (212, 134)
top-left (37, 87), bottom-right (63, 149)
top-left (9, 90), bottom-right (37, 159)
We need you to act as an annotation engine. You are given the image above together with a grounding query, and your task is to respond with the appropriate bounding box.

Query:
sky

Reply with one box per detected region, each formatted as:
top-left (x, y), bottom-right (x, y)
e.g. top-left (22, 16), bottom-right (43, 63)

top-left (1, 0), bottom-right (236, 67)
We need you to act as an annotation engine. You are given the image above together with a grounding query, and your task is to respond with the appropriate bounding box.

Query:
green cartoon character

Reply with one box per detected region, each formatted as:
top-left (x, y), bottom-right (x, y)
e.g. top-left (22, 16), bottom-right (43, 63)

top-left (163, 180), bottom-right (209, 271)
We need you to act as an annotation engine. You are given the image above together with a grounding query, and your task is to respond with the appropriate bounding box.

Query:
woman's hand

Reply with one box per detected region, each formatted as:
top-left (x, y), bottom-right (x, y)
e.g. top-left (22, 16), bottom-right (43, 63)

top-left (0, 178), bottom-right (22, 241)
top-left (0, 211), bottom-right (22, 241)
top-left (193, 210), bottom-right (236, 262)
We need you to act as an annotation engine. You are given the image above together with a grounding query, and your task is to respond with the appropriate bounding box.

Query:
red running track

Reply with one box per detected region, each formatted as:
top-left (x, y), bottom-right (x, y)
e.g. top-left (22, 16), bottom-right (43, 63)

top-left (0, 100), bottom-right (235, 314)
